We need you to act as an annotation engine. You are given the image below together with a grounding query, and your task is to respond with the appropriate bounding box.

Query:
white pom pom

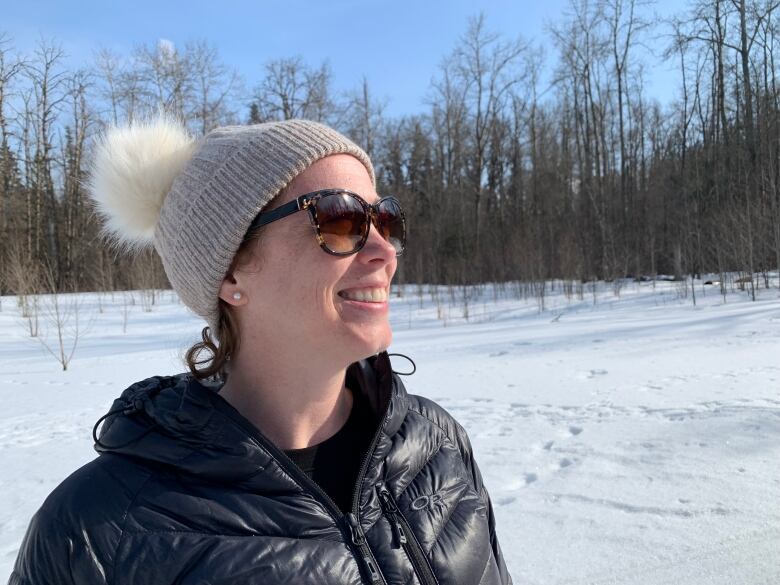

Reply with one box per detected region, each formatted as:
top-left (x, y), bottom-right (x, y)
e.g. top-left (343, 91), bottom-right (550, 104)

top-left (88, 116), bottom-right (197, 250)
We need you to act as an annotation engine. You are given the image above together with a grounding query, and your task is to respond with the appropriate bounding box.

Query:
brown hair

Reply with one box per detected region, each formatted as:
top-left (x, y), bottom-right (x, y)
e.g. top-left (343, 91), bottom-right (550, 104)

top-left (184, 229), bottom-right (264, 381)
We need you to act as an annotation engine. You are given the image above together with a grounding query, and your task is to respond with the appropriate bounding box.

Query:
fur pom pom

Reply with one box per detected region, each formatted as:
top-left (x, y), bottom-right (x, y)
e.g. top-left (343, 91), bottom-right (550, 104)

top-left (88, 116), bottom-right (197, 250)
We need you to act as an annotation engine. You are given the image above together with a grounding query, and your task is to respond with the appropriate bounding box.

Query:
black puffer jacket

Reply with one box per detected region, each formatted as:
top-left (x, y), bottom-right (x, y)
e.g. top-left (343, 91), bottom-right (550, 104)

top-left (10, 352), bottom-right (512, 585)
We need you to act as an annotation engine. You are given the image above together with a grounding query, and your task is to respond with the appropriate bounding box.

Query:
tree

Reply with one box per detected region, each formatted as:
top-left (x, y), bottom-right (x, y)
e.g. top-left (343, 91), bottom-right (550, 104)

top-left (450, 14), bottom-right (529, 259)
top-left (0, 33), bottom-right (23, 287)
top-left (342, 76), bottom-right (385, 159)
top-left (187, 39), bottom-right (242, 134)
top-left (24, 39), bottom-right (68, 272)
top-left (253, 56), bottom-right (334, 122)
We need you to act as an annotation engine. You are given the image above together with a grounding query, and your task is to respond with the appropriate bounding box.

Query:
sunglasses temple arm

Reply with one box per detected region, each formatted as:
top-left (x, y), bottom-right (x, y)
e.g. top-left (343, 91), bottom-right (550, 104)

top-left (247, 198), bottom-right (305, 231)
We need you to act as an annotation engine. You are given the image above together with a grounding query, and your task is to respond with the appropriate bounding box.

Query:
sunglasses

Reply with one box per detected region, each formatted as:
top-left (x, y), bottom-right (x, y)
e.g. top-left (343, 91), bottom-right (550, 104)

top-left (245, 189), bottom-right (406, 256)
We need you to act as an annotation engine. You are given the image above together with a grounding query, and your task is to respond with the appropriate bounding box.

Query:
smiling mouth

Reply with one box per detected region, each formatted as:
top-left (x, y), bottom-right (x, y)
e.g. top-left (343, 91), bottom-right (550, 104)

top-left (337, 288), bottom-right (388, 302)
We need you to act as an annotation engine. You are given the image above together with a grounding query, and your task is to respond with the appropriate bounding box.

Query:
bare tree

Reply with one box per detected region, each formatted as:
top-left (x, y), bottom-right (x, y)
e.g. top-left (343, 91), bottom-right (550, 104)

top-left (60, 69), bottom-right (94, 290)
top-left (0, 33), bottom-right (23, 299)
top-left (606, 0), bottom-right (651, 273)
top-left (254, 56), bottom-right (335, 122)
top-left (134, 39), bottom-right (192, 121)
top-left (36, 260), bottom-right (85, 371)
top-left (451, 13), bottom-right (528, 258)
top-left (24, 39), bottom-right (68, 270)
top-left (187, 39), bottom-right (242, 134)
top-left (94, 48), bottom-right (123, 125)
top-left (6, 240), bottom-right (41, 334)
top-left (342, 76), bottom-right (386, 158)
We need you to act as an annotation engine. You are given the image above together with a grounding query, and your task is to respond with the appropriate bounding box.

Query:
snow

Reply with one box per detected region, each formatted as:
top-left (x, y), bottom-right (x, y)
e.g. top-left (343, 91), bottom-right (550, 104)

top-left (1, 280), bottom-right (779, 584)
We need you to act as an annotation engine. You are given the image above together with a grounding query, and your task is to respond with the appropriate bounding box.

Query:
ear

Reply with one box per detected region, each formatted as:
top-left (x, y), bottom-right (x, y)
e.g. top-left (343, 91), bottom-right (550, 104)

top-left (218, 272), bottom-right (247, 306)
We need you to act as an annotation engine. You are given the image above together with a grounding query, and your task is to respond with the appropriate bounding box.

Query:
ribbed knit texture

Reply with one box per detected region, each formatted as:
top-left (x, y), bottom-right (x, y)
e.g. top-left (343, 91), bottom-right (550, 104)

top-left (154, 120), bottom-right (374, 335)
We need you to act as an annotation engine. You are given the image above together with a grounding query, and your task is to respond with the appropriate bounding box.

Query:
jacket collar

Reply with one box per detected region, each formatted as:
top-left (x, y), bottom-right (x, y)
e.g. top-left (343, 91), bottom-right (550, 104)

top-left (94, 351), bottom-right (409, 488)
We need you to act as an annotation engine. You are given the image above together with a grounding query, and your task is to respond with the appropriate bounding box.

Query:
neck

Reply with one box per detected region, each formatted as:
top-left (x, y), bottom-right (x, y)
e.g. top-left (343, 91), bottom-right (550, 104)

top-left (219, 351), bottom-right (354, 451)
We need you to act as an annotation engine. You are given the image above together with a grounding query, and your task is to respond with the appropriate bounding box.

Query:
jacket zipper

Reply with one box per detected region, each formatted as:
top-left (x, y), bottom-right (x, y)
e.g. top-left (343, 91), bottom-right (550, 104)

top-left (346, 512), bottom-right (382, 583)
top-left (343, 372), bottom-right (397, 584)
top-left (211, 377), bottom-right (392, 585)
top-left (376, 485), bottom-right (439, 585)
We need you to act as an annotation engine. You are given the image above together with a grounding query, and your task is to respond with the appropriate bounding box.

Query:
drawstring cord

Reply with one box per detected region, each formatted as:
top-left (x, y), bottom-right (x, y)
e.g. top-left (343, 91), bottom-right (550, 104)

top-left (92, 396), bottom-right (159, 450)
top-left (387, 353), bottom-right (416, 376)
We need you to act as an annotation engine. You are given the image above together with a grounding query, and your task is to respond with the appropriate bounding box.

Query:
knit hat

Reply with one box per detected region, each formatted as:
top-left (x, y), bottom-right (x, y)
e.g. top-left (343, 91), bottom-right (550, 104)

top-left (88, 117), bottom-right (375, 335)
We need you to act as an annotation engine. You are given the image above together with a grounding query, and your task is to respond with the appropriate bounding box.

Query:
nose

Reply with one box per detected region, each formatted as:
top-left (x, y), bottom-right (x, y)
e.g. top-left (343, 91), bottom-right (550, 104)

top-left (358, 215), bottom-right (398, 264)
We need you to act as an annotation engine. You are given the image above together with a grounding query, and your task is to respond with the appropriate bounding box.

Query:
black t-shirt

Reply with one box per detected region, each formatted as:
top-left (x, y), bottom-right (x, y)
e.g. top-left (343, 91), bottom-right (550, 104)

top-left (284, 388), bottom-right (376, 514)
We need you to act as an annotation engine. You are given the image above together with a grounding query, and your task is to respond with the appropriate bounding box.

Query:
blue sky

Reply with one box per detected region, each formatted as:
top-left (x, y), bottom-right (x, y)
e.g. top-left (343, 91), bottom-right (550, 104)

top-left (5, 0), bottom-right (682, 118)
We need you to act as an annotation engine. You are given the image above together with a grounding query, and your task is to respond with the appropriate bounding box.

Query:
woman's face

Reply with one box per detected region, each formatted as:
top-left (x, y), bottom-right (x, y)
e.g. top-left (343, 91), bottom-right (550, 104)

top-left (220, 154), bottom-right (398, 367)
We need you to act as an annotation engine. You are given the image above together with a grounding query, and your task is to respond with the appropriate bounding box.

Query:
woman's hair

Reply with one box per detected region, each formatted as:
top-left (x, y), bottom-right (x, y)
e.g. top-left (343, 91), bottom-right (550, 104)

top-left (185, 229), bottom-right (264, 381)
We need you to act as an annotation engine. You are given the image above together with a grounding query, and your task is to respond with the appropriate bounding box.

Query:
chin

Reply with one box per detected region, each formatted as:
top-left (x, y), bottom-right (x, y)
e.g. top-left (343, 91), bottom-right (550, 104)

top-left (347, 329), bottom-right (392, 362)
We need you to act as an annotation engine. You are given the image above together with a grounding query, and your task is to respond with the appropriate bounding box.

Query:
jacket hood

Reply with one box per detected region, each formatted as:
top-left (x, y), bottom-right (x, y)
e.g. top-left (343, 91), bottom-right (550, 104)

top-left (93, 352), bottom-right (409, 487)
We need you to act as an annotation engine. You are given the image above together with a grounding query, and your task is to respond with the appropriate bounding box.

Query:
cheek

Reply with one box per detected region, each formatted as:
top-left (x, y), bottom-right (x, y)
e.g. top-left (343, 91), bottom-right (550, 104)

top-left (248, 226), bottom-right (351, 317)
top-left (259, 257), bottom-right (344, 320)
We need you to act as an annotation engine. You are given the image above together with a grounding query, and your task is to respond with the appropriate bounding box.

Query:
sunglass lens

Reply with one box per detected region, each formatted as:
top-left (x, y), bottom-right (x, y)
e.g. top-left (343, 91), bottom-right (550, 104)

top-left (315, 193), bottom-right (367, 253)
top-left (377, 198), bottom-right (405, 254)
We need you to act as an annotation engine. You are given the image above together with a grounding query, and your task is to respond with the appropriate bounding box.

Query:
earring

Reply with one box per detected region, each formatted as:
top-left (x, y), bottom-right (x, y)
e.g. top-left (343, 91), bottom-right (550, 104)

top-left (232, 292), bottom-right (242, 300)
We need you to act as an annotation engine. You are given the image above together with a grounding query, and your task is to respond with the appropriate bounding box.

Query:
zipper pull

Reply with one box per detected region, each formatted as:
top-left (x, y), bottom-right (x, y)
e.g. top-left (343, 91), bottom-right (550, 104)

top-left (345, 512), bottom-right (365, 547)
top-left (390, 517), bottom-right (407, 548)
top-left (394, 519), bottom-right (407, 546)
top-left (376, 486), bottom-right (407, 548)
top-left (376, 485), bottom-right (398, 512)
top-left (345, 513), bottom-right (381, 583)
top-left (364, 557), bottom-right (381, 583)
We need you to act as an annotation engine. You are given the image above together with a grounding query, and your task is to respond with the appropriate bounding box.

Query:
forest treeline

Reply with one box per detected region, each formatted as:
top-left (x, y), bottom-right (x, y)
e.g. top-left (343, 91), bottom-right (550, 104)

top-left (1, 0), bottom-right (780, 301)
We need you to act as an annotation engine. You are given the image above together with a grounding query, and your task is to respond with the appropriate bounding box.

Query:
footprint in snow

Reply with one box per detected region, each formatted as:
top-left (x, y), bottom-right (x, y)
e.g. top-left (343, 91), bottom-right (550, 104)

top-left (489, 350), bottom-right (509, 357)
top-left (568, 426), bottom-right (583, 436)
top-left (640, 384), bottom-right (663, 391)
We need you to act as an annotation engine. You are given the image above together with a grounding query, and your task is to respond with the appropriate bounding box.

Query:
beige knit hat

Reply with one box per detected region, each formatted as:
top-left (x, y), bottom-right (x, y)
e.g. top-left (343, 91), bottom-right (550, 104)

top-left (88, 117), bottom-right (375, 335)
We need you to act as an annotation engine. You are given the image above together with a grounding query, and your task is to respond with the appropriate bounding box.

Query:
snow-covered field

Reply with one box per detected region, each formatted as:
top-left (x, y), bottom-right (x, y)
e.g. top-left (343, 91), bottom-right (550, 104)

top-left (1, 279), bottom-right (779, 584)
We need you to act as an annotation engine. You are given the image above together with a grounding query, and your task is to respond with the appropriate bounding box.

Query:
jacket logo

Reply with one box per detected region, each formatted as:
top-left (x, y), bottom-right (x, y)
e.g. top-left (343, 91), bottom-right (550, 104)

top-left (411, 492), bottom-right (443, 511)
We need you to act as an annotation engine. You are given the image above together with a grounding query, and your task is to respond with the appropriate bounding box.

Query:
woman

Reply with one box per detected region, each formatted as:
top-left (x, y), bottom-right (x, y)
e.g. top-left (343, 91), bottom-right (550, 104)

top-left (9, 118), bottom-right (512, 584)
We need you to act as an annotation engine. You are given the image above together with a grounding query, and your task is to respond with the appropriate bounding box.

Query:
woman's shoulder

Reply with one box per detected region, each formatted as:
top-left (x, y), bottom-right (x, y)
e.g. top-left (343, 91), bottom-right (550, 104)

top-left (404, 393), bottom-right (472, 450)
top-left (42, 451), bottom-right (155, 523)
top-left (11, 454), bottom-right (155, 585)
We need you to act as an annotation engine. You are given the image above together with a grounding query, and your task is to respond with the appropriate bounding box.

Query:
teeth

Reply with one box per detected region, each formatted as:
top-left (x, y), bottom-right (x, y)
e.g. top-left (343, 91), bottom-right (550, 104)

top-left (340, 288), bottom-right (388, 302)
